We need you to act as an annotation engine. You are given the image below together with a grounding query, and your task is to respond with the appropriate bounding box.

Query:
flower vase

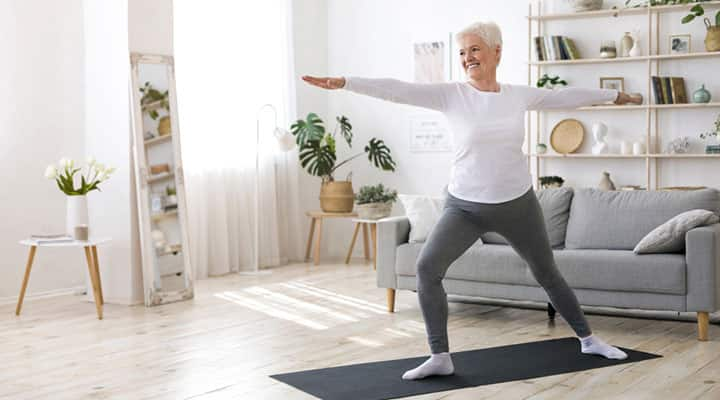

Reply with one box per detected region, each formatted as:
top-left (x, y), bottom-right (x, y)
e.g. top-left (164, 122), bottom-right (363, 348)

top-left (66, 195), bottom-right (89, 237)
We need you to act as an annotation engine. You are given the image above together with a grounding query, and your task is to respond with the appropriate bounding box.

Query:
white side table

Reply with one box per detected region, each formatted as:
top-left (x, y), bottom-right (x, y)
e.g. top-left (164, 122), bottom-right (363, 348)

top-left (17, 237), bottom-right (111, 320)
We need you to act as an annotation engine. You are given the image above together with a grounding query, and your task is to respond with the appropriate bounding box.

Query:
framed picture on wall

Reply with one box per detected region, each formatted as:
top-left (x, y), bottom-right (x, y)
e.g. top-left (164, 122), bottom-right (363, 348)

top-left (600, 77), bottom-right (625, 92)
top-left (669, 34), bottom-right (691, 54)
top-left (409, 114), bottom-right (452, 152)
top-left (413, 41), bottom-right (446, 83)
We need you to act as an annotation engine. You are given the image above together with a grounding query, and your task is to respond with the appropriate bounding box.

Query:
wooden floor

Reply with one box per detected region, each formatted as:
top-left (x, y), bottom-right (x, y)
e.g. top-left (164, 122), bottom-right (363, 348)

top-left (2, 260), bottom-right (720, 400)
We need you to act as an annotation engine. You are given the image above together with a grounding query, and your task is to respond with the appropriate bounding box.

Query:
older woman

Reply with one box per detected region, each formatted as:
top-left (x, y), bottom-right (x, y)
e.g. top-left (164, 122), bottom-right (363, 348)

top-left (303, 21), bottom-right (641, 380)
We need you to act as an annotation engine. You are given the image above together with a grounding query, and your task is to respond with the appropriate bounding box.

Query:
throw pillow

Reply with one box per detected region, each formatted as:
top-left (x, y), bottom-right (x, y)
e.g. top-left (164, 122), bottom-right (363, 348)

top-left (398, 194), bottom-right (445, 243)
top-left (633, 209), bottom-right (720, 254)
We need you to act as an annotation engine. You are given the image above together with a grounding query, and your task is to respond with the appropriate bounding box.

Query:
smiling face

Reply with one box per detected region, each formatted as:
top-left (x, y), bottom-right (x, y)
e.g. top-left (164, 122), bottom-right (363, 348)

top-left (458, 34), bottom-right (501, 80)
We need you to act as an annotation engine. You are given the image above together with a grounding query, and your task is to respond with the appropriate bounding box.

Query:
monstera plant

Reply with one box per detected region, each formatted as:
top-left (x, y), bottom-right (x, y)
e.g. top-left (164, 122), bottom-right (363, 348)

top-left (290, 113), bottom-right (396, 212)
top-left (291, 113), bottom-right (396, 182)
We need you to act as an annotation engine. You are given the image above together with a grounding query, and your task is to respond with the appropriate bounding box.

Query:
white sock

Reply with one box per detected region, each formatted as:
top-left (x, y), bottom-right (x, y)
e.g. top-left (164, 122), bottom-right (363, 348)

top-left (580, 335), bottom-right (627, 360)
top-left (402, 352), bottom-right (454, 380)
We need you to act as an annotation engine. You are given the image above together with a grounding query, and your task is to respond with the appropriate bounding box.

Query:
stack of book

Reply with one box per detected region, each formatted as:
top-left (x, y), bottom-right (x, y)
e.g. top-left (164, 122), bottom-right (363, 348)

top-left (651, 76), bottom-right (688, 104)
top-left (705, 145), bottom-right (720, 154)
top-left (534, 36), bottom-right (581, 61)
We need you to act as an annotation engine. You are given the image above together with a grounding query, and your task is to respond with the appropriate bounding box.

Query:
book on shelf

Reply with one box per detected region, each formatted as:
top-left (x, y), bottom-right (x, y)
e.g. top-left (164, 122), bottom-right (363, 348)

top-left (534, 35), bottom-right (578, 61)
top-left (651, 76), bottom-right (687, 104)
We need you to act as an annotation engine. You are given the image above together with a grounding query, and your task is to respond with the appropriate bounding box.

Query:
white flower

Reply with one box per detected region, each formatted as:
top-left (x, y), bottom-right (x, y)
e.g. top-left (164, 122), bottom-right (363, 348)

top-left (94, 163), bottom-right (105, 174)
top-left (58, 158), bottom-right (69, 169)
top-left (105, 166), bottom-right (116, 175)
top-left (44, 165), bottom-right (57, 179)
top-left (86, 156), bottom-right (96, 166)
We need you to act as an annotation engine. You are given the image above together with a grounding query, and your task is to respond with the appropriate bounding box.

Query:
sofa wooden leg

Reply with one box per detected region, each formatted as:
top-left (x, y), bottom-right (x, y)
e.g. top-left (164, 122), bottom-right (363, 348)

top-left (547, 302), bottom-right (556, 319)
top-left (387, 288), bottom-right (396, 313)
top-left (698, 312), bottom-right (709, 341)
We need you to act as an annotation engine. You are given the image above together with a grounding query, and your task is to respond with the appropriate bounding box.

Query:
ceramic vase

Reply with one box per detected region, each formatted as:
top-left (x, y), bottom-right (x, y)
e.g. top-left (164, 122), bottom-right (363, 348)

top-left (628, 36), bottom-right (642, 57)
top-left (66, 195), bottom-right (89, 237)
top-left (598, 171), bottom-right (616, 191)
top-left (620, 32), bottom-right (634, 57)
top-left (693, 84), bottom-right (712, 103)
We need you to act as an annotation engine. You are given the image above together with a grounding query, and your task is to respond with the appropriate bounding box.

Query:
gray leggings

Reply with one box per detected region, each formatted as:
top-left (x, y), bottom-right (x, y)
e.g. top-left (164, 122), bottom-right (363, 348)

top-left (416, 187), bottom-right (591, 353)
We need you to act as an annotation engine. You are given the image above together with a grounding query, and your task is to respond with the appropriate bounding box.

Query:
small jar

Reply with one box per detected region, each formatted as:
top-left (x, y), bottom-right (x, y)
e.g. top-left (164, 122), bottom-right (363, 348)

top-left (632, 142), bottom-right (645, 155)
top-left (600, 40), bottom-right (617, 58)
top-left (536, 143), bottom-right (548, 154)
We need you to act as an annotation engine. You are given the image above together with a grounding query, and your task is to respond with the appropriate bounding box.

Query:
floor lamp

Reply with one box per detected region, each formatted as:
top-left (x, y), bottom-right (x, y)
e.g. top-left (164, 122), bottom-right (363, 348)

top-left (241, 104), bottom-right (296, 275)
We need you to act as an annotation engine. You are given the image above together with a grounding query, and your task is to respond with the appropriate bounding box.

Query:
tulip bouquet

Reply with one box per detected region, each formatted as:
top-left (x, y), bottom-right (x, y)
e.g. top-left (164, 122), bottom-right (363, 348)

top-left (45, 157), bottom-right (115, 196)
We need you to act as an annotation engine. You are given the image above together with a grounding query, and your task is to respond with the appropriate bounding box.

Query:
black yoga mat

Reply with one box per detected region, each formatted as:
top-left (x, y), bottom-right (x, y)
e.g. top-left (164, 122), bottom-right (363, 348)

top-left (270, 337), bottom-right (660, 400)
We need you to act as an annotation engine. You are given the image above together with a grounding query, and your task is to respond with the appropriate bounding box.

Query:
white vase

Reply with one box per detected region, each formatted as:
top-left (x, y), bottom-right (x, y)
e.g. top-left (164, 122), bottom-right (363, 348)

top-left (66, 195), bottom-right (89, 237)
top-left (629, 37), bottom-right (642, 57)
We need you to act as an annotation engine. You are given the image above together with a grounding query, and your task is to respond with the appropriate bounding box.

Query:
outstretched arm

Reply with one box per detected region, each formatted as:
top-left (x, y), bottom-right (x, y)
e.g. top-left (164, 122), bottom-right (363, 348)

top-left (526, 86), bottom-right (642, 110)
top-left (302, 75), bottom-right (451, 112)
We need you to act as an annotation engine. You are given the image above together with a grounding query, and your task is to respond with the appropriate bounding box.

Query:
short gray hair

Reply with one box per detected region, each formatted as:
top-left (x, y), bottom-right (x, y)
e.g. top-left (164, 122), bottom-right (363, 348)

top-left (456, 21), bottom-right (503, 49)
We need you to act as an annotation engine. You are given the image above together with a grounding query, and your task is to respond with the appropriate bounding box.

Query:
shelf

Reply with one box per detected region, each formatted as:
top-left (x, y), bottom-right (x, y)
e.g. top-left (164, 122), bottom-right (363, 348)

top-left (144, 134), bottom-right (172, 147)
top-left (528, 1), bottom-right (720, 21)
top-left (529, 51), bottom-right (720, 66)
top-left (142, 100), bottom-right (167, 112)
top-left (151, 209), bottom-right (178, 222)
top-left (148, 172), bottom-right (175, 184)
top-left (543, 102), bottom-right (720, 111)
top-left (529, 153), bottom-right (720, 159)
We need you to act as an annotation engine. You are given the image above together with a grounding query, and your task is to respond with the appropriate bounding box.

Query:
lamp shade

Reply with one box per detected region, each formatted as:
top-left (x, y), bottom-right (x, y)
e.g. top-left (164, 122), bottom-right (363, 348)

top-left (274, 127), bottom-right (296, 152)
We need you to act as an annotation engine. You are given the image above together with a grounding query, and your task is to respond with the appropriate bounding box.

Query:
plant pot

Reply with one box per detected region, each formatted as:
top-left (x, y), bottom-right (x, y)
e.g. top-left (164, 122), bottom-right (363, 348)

top-left (158, 116), bottom-right (171, 136)
top-left (66, 195), bottom-right (89, 237)
top-left (319, 180), bottom-right (354, 213)
top-left (356, 202), bottom-right (393, 220)
top-left (705, 26), bottom-right (720, 52)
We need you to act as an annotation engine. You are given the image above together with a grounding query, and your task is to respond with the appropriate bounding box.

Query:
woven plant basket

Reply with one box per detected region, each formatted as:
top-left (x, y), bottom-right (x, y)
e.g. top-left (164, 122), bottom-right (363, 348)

top-left (319, 181), bottom-right (354, 212)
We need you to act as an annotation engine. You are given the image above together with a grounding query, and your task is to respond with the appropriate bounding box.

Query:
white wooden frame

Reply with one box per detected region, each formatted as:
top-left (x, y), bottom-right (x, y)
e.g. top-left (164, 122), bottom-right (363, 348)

top-left (130, 52), bottom-right (194, 306)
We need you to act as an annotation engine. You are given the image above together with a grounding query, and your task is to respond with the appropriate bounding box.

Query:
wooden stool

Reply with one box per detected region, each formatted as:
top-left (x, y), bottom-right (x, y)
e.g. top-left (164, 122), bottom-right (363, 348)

top-left (305, 211), bottom-right (358, 265)
top-left (345, 218), bottom-right (380, 270)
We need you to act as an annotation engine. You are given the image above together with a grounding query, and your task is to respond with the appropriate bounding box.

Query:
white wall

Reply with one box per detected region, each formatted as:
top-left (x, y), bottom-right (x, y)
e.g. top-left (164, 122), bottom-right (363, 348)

top-left (293, 0), bottom-right (330, 260)
top-left (0, 0), bottom-right (87, 300)
top-left (293, 0), bottom-right (720, 261)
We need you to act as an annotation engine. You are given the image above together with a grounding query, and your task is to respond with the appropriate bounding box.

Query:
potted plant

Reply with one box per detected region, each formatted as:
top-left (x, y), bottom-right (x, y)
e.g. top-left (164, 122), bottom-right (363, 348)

top-left (44, 157), bottom-right (115, 236)
top-left (681, 1), bottom-right (720, 51)
top-left (165, 185), bottom-right (178, 211)
top-left (699, 114), bottom-right (720, 153)
top-left (537, 74), bottom-right (568, 89)
top-left (291, 113), bottom-right (396, 212)
top-left (539, 175), bottom-right (565, 189)
top-left (354, 184), bottom-right (398, 220)
top-left (139, 82), bottom-right (172, 137)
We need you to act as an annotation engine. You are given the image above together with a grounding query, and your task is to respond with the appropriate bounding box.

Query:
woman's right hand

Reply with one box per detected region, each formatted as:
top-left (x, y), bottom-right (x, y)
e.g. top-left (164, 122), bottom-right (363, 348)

top-left (302, 76), bottom-right (346, 90)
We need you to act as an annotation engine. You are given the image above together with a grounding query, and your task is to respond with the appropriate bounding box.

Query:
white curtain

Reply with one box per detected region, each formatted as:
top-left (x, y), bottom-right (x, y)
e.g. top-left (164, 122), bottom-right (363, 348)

top-left (174, 0), bottom-right (303, 277)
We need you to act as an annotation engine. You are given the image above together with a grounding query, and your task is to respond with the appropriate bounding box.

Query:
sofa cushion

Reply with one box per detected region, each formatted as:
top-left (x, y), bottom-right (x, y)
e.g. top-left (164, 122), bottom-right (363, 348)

top-left (395, 244), bottom-right (686, 295)
top-left (565, 188), bottom-right (720, 250)
top-left (553, 249), bottom-right (686, 295)
top-left (395, 243), bottom-right (535, 286)
top-left (481, 187), bottom-right (574, 248)
top-left (633, 209), bottom-right (720, 254)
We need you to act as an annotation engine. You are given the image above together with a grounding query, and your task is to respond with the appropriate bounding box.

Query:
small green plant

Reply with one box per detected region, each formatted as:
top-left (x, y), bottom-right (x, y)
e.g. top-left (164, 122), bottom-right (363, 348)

top-left (291, 113), bottom-right (396, 183)
top-left (45, 157), bottom-right (115, 196)
top-left (139, 82), bottom-right (169, 120)
top-left (166, 185), bottom-right (177, 196)
top-left (622, 1), bottom-right (718, 26)
top-left (539, 175), bottom-right (565, 189)
top-left (355, 184), bottom-right (398, 205)
top-left (537, 74), bottom-right (567, 89)
top-left (699, 114), bottom-right (720, 140)
top-left (680, 2), bottom-right (720, 26)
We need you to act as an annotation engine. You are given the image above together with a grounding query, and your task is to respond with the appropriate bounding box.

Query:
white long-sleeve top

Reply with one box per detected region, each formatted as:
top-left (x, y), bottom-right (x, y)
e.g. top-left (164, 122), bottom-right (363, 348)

top-left (343, 77), bottom-right (618, 203)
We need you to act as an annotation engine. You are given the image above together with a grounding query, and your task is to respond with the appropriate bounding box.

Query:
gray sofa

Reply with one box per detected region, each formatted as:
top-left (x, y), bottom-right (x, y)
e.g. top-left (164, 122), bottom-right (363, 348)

top-left (377, 187), bottom-right (720, 341)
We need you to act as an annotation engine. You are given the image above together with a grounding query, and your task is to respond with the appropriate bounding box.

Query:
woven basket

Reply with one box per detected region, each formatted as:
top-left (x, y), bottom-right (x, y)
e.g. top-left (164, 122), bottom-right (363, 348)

top-left (706, 26), bottom-right (720, 52)
top-left (319, 181), bottom-right (354, 212)
top-left (356, 202), bottom-right (393, 220)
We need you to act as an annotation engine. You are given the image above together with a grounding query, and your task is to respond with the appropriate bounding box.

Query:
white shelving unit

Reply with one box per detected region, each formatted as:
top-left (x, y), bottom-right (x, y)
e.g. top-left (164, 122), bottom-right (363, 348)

top-left (527, 0), bottom-right (720, 189)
